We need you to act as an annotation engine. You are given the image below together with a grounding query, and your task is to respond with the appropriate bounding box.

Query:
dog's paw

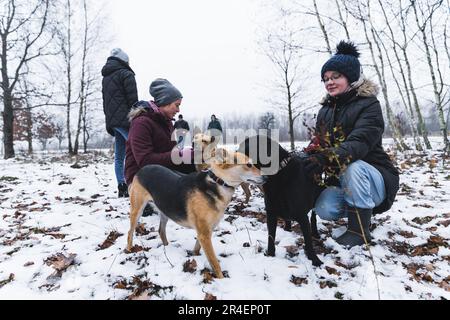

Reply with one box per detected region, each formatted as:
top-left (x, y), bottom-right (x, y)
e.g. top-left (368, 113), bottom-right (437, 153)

top-left (311, 257), bottom-right (323, 267)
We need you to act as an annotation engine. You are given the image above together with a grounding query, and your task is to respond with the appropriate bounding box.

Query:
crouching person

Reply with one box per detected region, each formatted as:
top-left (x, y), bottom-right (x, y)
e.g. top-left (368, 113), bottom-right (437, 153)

top-left (303, 41), bottom-right (400, 247)
top-left (125, 78), bottom-right (195, 216)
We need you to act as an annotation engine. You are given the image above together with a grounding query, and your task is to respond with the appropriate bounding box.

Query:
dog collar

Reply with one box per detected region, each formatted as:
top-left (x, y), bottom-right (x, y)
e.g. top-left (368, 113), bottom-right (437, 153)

top-left (279, 150), bottom-right (308, 171)
top-left (205, 170), bottom-right (234, 189)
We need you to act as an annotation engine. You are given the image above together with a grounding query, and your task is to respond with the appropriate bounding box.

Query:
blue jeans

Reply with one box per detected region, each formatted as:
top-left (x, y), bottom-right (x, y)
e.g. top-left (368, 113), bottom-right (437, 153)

top-left (314, 160), bottom-right (386, 221)
top-left (113, 127), bottom-right (129, 185)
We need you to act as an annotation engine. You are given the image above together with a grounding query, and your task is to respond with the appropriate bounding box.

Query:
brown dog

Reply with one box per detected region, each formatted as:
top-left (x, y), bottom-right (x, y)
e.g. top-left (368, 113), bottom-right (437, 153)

top-left (126, 148), bottom-right (265, 278)
top-left (193, 133), bottom-right (257, 204)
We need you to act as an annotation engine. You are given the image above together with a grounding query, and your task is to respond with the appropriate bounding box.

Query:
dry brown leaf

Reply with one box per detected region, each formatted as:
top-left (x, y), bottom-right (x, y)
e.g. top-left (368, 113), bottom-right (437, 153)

top-left (45, 253), bottom-right (76, 272)
top-left (204, 293), bottom-right (217, 300)
top-left (98, 231), bottom-right (123, 250)
top-left (437, 220), bottom-right (450, 227)
top-left (0, 273), bottom-right (14, 288)
top-left (183, 259), bottom-right (198, 273)
top-left (290, 275), bottom-right (308, 286)
top-left (325, 266), bottom-right (341, 276)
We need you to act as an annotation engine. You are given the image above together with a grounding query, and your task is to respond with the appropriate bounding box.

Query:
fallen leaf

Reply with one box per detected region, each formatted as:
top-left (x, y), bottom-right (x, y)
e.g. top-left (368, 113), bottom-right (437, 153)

top-left (135, 224), bottom-right (150, 236)
top-left (98, 231), bottom-right (123, 250)
top-left (320, 280), bottom-right (338, 289)
top-left (437, 220), bottom-right (450, 227)
top-left (439, 281), bottom-right (450, 292)
top-left (412, 216), bottom-right (434, 225)
top-left (398, 230), bottom-right (416, 238)
top-left (0, 274), bottom-right (14, 288)
top-left (290, 275), bottom-right (308, 286)
top-left (183, 259), bottom-right (197, 273)
top-left (201, 268), bottom-right (214, 283)
top-left (204, 293), bottom-right (217, 300)
top-left (325, 266), bottom-right (341, 276)
top-left (45, 253), bottom-right (76, 272)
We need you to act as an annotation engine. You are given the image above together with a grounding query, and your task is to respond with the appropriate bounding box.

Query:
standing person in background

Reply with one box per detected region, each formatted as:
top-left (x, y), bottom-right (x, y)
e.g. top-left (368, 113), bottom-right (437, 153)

top-left (101, 48), bottom-right (138, 198)
top-left (207, 114), bottom-right (223, 141)
top-left (174, 114), bottom-right (190, 149)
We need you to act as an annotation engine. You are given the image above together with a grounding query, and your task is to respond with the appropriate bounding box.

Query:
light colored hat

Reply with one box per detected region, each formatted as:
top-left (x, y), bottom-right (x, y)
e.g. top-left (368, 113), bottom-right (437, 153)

top-left (110, 48), bottom-right (129, 63)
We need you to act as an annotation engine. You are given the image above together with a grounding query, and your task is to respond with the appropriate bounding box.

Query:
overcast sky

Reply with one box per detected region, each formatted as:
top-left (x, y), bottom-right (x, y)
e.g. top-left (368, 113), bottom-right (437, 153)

top-left (107, 0), bottom-right (272, 119)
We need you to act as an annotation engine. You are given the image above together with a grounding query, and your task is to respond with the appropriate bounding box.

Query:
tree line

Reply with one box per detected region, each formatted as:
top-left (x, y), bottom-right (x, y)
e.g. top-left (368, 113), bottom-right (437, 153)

top-left (1, 0), bottom-right (449, 158)
top-left (0, 0), bottom-right (107, 158)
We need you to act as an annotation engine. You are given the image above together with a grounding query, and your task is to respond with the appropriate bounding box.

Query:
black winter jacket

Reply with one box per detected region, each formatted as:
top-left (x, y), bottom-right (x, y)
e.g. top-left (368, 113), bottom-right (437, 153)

top-left (315, 79), bottom-right (399, 214)
top-left (102, 57), bottom-right (138, 136)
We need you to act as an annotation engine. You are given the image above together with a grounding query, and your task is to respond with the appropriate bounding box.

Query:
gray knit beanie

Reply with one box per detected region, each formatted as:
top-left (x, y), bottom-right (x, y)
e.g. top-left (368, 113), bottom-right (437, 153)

top-left (149, 78), bottom-right (183, 107)
top-left (110, 48), bottom-right (129, 63)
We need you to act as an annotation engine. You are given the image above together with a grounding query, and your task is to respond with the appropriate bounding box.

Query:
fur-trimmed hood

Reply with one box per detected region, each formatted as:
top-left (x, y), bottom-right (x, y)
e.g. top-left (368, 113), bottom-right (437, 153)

top-left (127, 101), bottom-right (161, 122)
top-left (320, 78), bottom-right (379, 105)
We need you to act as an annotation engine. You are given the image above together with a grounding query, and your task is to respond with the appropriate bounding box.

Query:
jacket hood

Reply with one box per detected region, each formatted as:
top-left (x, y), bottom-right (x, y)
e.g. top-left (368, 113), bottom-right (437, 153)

top-left (128, 101), bottom-right (167, 123)
top-left (320, 78), bottom-right (379, 105)
top-left (101, 57), bottom-right (134, 77)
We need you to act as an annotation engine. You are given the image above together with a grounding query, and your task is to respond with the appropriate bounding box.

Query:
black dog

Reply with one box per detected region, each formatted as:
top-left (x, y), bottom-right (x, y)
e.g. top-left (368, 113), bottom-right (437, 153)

top-left (238, 135), bottom-right (323, 266)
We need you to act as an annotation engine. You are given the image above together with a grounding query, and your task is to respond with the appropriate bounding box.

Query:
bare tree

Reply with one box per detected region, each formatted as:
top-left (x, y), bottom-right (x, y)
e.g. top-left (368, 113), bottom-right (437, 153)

top-left (258, 112), bottom-right (276, 134)
top-left (346, 0), bottom-right (408, 151)
top-left (396, 0), bottom-right (432, 149)
top-left (378, 0), bottom-right (423, 151)
top-left (312, 0), bottom-right (333, 55)
top-left (411, 0), bottom-right (449, 152)
top-left (261, 29), bottom-right (305, 151)
top-left (0, 0), bottom-right (51, 159)
top-left (335, 0), bottom-right (351, 41)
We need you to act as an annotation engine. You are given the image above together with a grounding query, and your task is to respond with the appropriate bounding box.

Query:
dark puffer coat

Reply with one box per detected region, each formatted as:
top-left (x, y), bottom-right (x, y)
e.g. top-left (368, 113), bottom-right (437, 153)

top-left (101, 57), bottom-right (138, 136)
top-left (315, 79), bottom-right (400, 214)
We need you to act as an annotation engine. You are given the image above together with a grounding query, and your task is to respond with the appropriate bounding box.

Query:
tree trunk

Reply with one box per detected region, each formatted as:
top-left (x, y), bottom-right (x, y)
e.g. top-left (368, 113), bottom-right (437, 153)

top-left (1, 33), bottom-right (15, 159)
top-left (335, 0), bottom-right (351, 40)
top-left (25, 108), bottom-right (33, 154)
top-left (66, 0), bottom-right (74, 155)
top-left (412, 1), bottom-right (449, 152)
top-left (313, 0), bottom-right (333, 55)
top-left (378, 0), bottom-right (422, 151)
top-left (359, 1), bottom-right (404, 151)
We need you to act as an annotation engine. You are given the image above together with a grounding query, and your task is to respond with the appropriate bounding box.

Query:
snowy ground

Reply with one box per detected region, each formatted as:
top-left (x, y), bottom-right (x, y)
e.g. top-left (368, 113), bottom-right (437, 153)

top-left (0, 139), bottom-right (449, 300)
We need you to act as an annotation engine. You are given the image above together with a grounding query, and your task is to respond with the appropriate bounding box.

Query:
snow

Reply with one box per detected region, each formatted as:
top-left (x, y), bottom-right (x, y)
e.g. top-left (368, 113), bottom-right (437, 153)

top-left (0, 139), bottom-right (449, 300)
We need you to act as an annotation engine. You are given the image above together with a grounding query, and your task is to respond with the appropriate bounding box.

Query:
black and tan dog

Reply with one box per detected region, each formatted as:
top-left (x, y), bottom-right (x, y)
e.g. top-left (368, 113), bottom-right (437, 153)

top-left (193, 133), bottom-right (256, 204)
top-left (238, 135), bottom-right (323, 266)
top-left (126, 148), bottom-right (265, 278)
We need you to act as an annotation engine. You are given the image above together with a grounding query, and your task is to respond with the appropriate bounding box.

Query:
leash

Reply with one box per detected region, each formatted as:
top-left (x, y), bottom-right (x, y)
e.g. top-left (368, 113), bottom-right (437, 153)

top-left (204, 170), bottom-right (234, 189)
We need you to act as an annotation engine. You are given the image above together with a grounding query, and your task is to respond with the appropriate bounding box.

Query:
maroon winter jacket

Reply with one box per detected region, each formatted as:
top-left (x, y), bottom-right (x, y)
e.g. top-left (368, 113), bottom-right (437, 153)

top-left (124, 102), bottom-right (177, 185)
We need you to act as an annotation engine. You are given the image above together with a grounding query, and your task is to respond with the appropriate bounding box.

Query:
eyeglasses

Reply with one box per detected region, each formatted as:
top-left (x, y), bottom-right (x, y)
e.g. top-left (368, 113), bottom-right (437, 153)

top-left (322, 73), bottom-right (343, 83)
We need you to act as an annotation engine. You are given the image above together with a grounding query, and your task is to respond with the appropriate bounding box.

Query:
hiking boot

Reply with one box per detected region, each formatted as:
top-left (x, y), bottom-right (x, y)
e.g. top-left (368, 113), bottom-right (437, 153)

top-left (335, 206), bottom-right (372, 247)
top-left (118, 183), bottom-right (129, 198)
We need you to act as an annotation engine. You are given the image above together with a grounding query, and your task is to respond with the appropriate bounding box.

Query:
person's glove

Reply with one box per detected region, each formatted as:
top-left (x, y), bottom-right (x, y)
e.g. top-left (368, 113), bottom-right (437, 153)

top-left (303, 135), bottom-right (321, 154)
top-left (303, 152), bottom-right (329, 178)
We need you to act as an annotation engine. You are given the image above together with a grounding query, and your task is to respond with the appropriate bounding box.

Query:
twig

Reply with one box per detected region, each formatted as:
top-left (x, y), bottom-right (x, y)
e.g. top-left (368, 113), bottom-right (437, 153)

top-left (163, 245), bottom-right (174, 268)
top-left (245, 225), bottom-right (253, 246)
top-left (107, 251), bottom-right (120, 275)
top-left (62, 236), bottom-right (82, 243)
